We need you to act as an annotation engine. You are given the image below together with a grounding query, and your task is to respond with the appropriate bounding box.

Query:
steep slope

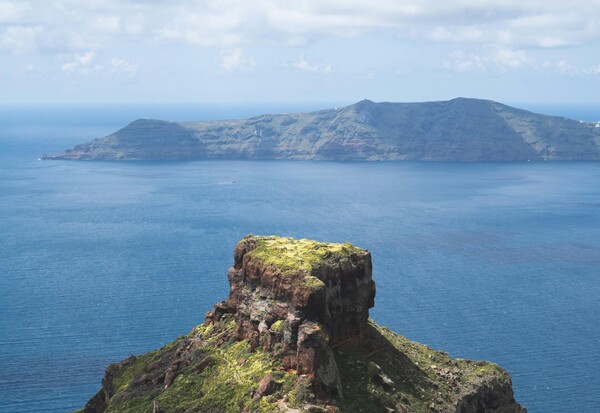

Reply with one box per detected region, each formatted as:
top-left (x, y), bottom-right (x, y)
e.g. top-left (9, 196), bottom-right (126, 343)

top-left (51, 119), bottom-right (205, 160)
top-left (43, 98), bottom-right (600, 162)
top-left (79, 236), bottom-right (526, 413)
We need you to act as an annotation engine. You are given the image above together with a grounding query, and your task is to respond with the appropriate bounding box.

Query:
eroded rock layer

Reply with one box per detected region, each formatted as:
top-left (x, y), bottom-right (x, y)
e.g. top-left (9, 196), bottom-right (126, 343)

top-left (205, 235), bottom-right (376, 397)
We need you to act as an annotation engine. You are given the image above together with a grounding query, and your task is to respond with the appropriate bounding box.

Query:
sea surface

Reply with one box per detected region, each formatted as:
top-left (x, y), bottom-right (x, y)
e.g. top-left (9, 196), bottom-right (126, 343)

top-left (0, 103), bottom-right (599, 412)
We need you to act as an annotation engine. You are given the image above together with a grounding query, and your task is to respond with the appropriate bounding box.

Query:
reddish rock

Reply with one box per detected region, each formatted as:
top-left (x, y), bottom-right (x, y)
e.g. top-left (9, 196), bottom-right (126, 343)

top-left (205, 235), bottom-right (376, 399)
top-left (255, 372), bottom-right (280, 398)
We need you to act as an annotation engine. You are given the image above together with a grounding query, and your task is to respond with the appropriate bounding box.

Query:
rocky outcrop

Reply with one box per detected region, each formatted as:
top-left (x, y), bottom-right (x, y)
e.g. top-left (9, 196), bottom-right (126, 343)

top-left (455, 369), bottom-right (524, 413)
top-left (80, 235), bottom-right (526, 413)
top-left (205, 235), bottom-right (375, 398)
top-left (43, 98), bottom-right (600, 162)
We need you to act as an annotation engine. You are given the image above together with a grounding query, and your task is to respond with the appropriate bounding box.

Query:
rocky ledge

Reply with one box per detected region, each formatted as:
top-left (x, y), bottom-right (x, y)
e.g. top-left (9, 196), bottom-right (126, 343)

top-left (80, 235), bottom-right (526, 413)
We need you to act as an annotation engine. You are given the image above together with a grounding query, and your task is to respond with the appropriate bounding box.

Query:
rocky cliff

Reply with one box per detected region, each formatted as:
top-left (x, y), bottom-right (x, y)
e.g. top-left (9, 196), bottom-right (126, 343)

top-left (80, 235), bottom-right (526, 413)
top-left (44, 98), bottom-right (600, 162)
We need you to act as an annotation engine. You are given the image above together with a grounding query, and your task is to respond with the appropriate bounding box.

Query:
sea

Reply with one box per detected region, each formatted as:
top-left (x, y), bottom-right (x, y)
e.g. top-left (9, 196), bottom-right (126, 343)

top-left (0, 102), bottom-right (599, 412)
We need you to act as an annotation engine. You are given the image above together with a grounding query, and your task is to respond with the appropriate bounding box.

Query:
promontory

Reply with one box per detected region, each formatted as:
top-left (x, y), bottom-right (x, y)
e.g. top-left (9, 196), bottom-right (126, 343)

top-left (43, 98), bottom-right (600, 162)
top-left (79, 235), bottom-right (526, 413)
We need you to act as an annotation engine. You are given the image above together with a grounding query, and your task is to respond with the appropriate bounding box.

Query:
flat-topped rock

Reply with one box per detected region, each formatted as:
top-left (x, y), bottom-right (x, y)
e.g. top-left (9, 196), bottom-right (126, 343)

top-left (206, 235), bottom-right (376, 397)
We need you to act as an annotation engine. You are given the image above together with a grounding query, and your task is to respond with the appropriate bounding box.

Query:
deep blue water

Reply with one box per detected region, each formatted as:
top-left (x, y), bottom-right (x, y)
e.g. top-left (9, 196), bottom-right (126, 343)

top-left (0, 104), bottom-right (599, 413)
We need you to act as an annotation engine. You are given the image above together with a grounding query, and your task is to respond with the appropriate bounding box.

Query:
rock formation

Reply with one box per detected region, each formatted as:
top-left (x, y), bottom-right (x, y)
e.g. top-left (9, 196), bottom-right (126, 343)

top-left (43, 98), bottom-right (600, 162)
top-left (80, 235), bottom-right (526, 413)
top-left (205, 236), bottom-right (375, 399)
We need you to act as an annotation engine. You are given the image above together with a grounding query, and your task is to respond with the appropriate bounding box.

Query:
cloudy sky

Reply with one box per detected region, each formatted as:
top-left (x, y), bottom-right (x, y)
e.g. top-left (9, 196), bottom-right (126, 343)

top-left (2, 0), bottom-right (600, 104)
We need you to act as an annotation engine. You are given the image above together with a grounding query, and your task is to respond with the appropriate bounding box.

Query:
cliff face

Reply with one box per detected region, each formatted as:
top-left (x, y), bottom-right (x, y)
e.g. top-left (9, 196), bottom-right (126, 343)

top-left (205, 236), bottom-right (376, 398)
top-left (81, 236), bottom-right (526, 413)
top-left (51, 119), bottom-right (205, 161)
top-left (44, 98), bottom-right (600, 162)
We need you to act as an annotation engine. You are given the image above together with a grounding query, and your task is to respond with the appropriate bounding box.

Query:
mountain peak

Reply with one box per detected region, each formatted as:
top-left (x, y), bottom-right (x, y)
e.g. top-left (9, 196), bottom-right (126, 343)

top-left (351, 99), bottom-right (377, 110)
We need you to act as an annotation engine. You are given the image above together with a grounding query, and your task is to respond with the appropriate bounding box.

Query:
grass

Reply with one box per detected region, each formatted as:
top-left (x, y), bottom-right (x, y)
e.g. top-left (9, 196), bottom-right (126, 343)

top-left (303, 275), bottom-right (326, 288)
top-left (83, 317), bottom-right (511, 413)
top-left (99, 315), bottom-right (304, 413)
top-left (243, 236), bottom-right (364, 276)
top-left (333, 321), bottom-right (509, 413)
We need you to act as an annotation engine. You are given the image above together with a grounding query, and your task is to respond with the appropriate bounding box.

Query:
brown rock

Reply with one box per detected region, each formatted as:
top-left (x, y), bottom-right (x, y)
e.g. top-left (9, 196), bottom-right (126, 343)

top-left (395, 403), bottom-right (409, 413)
top-left (303, 405), bottom-right (329, 413)
top-left (455, 376), bottom-right (527, 413)
top-left (255, 372), bottom-right (280, 398)
top-left (205, 235), bottom-right (375, 400)
top-left (164, 368), bottom-right (177, 388)
top-left (194, 356), bottom-right (213, 373)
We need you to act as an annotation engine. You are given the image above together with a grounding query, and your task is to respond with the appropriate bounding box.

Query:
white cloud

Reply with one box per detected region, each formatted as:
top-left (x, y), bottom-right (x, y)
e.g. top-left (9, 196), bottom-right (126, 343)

top-left (207, 1), bottom-right (600, 49)
top-left (442, 51), bottom-right (486, 73)
top-left (431, 26), bottom-right (484, 43)
top-left (60, 53), bottom-right (137, 76)
top-left (283, 54), bottom-right (334, 74)
top-left (91, 15), bottom-right (121, 34)
top-left (2, 1), bottom-right (600, 54)
top-left (443, 48), bottom-right (531, 73)
top-left (506, 12), bottom-right (591, 47)
top-left (218, 48), bottom-right (254, 73)
top-left (553, 60), bottom-right (578, 75)
top-left (110, 58), bottom-right (137, 75)
top-left (293, 54), bottom-right (319, 72)
top-left (2, 0), bottom-right (600, 103)
top-left (491, 48), bottom-right (530, 69)
top-left (61, 51), bottom-right (101, 74)
top-left (445, 49), bottom-right (600, 77)
top-left (540, 60), bottom-right (600, 76)
top-left (0, 1), bottom-right (27, 24)
top-left (0, 25), bottom-right (43, 54)
top-left (124, 16), bottom-right (145, 35)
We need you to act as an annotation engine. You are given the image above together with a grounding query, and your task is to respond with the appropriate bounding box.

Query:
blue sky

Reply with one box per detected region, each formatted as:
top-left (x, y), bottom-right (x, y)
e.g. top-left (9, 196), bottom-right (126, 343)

top-left (1, 0), bottom-right (600, 104)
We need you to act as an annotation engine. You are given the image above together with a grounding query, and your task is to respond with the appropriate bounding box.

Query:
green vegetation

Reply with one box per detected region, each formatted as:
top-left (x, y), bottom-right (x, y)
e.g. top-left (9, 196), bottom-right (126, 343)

top-left (332, 321), bottom-right (508, 413)
top-left (49, 98), bottom-right (600, 162)
top-left (83, 316), bottom-right (512, 413)
top-left (153, 339), bottom-right (280, 413)
top-left (100, 315), bottom-right (305, 413)
top-left (303, 275), bottom-right (325, 289)
top-left (244, 236), bottom-right (363, 275)
top-left (286, 376), bottom-right (313, 408)
top-left (270, 319), bottom-right (284, 332)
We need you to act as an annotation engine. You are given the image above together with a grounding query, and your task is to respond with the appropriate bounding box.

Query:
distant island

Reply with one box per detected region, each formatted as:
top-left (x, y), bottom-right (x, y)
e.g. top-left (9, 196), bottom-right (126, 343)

top-left (43, 98), bottom-right (600, 162)
top-left (80, 235), bottom-right (525, 413)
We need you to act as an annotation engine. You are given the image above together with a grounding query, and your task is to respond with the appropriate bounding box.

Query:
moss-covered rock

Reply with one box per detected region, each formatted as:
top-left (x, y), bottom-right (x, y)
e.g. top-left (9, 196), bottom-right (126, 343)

top-left (242, 236), bottom-right (363, 275)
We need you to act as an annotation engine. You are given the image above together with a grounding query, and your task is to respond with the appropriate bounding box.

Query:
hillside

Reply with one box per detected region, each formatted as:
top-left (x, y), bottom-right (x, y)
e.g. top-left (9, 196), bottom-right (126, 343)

top-left (43, 98), bottom-right (600, 162)
top-left (79, 236), bottom-right (526, 413)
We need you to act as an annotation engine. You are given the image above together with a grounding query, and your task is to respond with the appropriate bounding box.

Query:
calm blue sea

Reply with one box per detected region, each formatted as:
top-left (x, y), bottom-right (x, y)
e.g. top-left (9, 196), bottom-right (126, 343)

top-left (0, 103), bottom-right (599, 413)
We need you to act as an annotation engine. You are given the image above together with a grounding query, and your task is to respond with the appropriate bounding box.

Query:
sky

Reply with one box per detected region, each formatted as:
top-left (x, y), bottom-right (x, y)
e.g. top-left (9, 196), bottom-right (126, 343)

top-left (1, 0), bottom-right (600, 104)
